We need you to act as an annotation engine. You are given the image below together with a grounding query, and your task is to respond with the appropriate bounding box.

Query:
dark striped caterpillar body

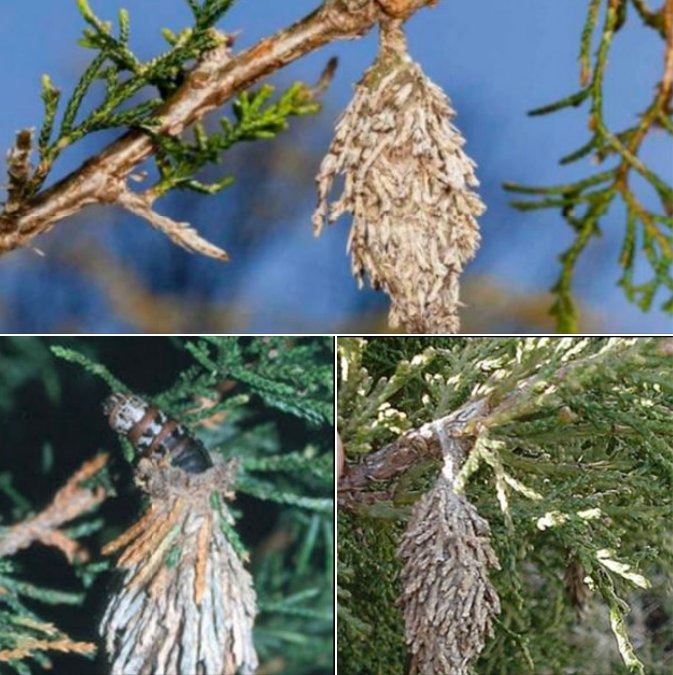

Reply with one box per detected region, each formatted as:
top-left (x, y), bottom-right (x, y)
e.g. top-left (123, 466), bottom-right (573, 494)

top-left (99, 394), bottom-right (258, 674)
top-left (103, 393), bottom-right (213, 474)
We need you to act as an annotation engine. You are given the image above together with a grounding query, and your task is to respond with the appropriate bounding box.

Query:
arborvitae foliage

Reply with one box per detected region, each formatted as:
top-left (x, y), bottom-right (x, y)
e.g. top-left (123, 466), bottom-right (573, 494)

top-left (0, 336), bottom-right (333, 675)
top-left (338, 337), bottom-right (673, 674)
top-left (504, 0), bottom-right (673, 331)
top-left (1, 0), bottom-right (322, 259)
top-left (0, 338), bottom-right (110, 674)
top-left (29, 0), bottom-right (319, 200)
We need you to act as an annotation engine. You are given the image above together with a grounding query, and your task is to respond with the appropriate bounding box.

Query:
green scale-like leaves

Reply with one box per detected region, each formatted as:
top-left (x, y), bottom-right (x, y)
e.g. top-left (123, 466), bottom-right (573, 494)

top-left (503, 0), bottom-right (673, 330)
top-left (26, 0), bottom-right (320, 204)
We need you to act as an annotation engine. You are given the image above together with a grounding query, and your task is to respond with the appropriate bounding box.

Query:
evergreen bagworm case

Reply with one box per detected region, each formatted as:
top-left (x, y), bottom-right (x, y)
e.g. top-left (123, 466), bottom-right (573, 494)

top-left (100, 393), bottom-right (258, 675)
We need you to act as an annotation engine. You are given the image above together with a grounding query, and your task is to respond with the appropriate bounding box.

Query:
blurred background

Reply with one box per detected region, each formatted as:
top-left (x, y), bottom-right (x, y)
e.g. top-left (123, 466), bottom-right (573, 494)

top-left (0, 0), bottom-right (670, 333)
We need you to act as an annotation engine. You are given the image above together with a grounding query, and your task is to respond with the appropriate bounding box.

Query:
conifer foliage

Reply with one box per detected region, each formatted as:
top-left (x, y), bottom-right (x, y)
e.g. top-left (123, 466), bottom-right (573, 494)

top-left (338, 337), bottom-right (673, 673)
top-left (0, 0), bottom-right (322, 259)
top-left (504, 0), bottom-right (673, 331)
top-left (0, 336), bottom-right (333, 674)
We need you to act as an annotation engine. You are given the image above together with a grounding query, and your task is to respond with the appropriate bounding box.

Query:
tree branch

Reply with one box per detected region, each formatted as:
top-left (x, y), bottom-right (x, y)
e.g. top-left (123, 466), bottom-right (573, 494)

top-left (338, 338), bottom-right (664, 501)
top-left (0, 0), bottom-right (436, 258)
top-left (0, 454), bottom-right (108, 562)
top-left (338, 398), bottom-right (490, 500)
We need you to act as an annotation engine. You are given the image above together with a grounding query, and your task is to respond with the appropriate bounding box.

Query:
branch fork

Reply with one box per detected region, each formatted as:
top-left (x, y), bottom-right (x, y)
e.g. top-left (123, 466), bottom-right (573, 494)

top-left (116, 187), bottom-right (230, 260)
top-left (0, 453), bottom-right (108, 563)
top-left (1, 0), bottom-right (439, 259)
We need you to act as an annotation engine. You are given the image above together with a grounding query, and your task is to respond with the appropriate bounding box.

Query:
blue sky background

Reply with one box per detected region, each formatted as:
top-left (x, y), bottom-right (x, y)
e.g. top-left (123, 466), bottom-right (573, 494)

top-left (0, 0), bottom-right (671, 333)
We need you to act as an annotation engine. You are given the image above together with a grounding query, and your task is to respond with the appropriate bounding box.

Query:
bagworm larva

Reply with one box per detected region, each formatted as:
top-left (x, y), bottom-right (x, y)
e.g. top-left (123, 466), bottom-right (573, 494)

top-left (100, 393), bottom-right (258, 674)
top-left (103, 392), bottom-right (213, 473)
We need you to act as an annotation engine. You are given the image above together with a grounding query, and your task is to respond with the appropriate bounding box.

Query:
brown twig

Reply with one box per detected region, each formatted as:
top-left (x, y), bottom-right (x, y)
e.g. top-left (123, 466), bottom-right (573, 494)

top-left (116, 187), bottom-right (230, 260)
top-left (0, 0), bottom-right (436, 258)
top-left (631, 0), bottom-right (667, 34)
top-left (0, 636), bottom-right (96, 663)
top-left (339, 398), bottom-right (490, 498)
top-left (661, 0), bottom-right (673, 101)
top-left (611, 0), bottom-right (673, 223)
top-left (0, 454), bottom-right (108, 562)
